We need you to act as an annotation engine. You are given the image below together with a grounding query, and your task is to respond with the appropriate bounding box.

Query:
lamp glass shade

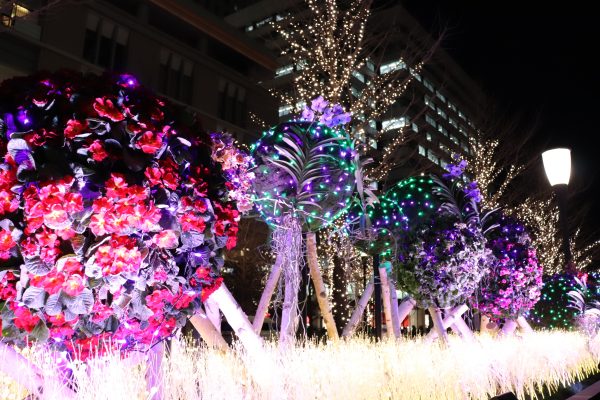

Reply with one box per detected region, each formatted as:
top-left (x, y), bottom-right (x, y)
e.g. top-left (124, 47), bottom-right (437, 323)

top-left (542, 148), bottom-right (571, 186)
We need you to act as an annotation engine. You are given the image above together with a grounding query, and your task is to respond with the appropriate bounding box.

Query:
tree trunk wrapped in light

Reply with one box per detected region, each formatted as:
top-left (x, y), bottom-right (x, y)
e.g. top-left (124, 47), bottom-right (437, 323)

top-left (189, 308), bottom-right (228, 350)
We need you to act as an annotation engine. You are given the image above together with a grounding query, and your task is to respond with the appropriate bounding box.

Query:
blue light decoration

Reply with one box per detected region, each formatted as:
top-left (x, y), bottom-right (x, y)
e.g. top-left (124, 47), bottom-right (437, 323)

top-left (250, 99), bottom-right (356, 231)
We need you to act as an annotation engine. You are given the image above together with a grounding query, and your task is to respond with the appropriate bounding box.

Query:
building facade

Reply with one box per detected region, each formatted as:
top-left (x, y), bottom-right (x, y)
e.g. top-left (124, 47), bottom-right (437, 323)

top-left (1, 0), bottom-right (278, 142)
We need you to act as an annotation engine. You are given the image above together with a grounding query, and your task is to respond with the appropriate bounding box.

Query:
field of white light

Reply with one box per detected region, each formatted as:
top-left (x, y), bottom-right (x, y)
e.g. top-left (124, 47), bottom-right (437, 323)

top-left (1, 330), bottom-right (599, 400)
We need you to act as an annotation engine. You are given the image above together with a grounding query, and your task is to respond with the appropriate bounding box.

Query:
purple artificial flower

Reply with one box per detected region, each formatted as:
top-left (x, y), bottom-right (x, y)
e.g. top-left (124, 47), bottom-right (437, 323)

top-left (310, 96), bottom-right (329, 113)
top-left (319, 107), bottom-right (335, 127)
top-left (301, 106), bottom-right (315, 121)
top-left (443, 159), bottom-right (467, 179)
top-left (464, 181), bottom-right (482, 203)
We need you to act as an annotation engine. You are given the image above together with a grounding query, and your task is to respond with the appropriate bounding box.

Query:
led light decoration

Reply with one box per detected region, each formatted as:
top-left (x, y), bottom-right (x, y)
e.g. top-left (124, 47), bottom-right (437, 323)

top-left (384, 176), bottom-right (440, 233)
top-left (471, 213), bottom-right (543, 321)
top-left (345, 195), bottom-right (407, 258)
top-left (530, 272), bottom-right (600, 330)
top-left (395, 162), bottom-right (492, 308)
top-left (0, 71), bottom-right (250, 357)
top-left (250, 98), bottom-right (356, 231)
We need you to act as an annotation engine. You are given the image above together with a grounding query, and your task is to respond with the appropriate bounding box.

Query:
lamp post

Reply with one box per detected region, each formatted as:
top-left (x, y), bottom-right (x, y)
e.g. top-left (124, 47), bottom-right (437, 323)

top-left (541, 148), bottom-right (573, 270)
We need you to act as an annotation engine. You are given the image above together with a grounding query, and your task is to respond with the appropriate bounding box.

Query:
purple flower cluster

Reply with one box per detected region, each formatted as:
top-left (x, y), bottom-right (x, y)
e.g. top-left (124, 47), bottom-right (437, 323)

top-left (471, 215), bottom-right (543, 320)
top-left (301, 96), bottom-right (351, 128)
top-left (397, 217), bottom-right (491, 308)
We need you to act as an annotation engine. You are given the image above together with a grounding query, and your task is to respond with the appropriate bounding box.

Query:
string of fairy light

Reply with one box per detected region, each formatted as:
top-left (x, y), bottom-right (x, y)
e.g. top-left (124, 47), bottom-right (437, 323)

top-left (466, 135), bottom-right (522, 211)
top-left (513, 197), bottom-right (599, 274)
top-left (271, 0), bottom-right (424, 183)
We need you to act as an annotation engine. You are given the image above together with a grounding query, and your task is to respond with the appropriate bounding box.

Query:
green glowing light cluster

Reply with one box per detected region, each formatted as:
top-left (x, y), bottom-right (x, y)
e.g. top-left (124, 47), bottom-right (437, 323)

top-left (385, 176), bottom-right (440, 231)
top-left (250, 121), bottom-right (356, 231)
top-left (529, 273), bottom-right (600, 330)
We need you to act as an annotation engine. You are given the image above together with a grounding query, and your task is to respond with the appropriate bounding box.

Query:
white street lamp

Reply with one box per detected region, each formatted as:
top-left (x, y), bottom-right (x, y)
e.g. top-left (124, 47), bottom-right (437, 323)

top-left (542, 148), bottom-right (571, 186)
top-left (542, 148), bottom-right (573, 269)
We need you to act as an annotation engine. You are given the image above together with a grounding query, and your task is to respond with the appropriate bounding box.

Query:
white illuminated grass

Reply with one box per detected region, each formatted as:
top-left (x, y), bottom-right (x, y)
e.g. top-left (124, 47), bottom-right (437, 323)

top-left (1, 331), bottom-right (599, 400)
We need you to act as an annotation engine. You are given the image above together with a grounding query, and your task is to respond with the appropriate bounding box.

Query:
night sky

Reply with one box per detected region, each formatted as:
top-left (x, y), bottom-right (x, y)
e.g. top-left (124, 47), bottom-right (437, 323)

top-left (401, 0), bottom-right (599, 242)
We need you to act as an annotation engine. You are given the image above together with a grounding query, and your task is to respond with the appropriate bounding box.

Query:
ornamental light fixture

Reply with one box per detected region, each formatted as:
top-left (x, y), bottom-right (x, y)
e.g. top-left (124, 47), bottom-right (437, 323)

top-left (542, 147), bottom-right (573, 269)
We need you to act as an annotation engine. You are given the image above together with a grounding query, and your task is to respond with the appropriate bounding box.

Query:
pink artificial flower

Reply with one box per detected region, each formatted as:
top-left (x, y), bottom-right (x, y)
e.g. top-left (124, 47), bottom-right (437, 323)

top-left (152, 230), bottom-right (179, 249)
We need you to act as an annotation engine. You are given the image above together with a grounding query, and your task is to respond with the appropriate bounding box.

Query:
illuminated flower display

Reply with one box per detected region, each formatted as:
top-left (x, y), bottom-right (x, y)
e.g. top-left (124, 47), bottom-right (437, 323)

top-left (0, 71), bottom-right (250, 356)
top-left (250, 98), bottom-right (356, 231)
top-left (396, 163), bottom-right (491, 308)
top-left (471, 213), bottom-right (543, 320)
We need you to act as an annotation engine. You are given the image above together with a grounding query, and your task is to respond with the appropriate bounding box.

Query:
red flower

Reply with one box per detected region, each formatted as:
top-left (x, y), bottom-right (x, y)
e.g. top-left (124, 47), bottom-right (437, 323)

top-left (0, 228), bottom-right (16, 260)
top-left (10, 302), bottom-right (40, 332)
top-left (64, 119), bottom-right (87, 139)
top-left (136, 131), bottom-right (163, 154)
top-left (201, 277), bottom-right (223, 302)
top-left (152, 230), bottom-right (179, 249)
top-left (0, 271), bottom-right (17, 300)
top-left (93, 97), bottom-right (125, 121)
top-left (195, 266), bottom-right (211, 280)
top-left (180, 212), bottom-right (206, 233)
top-left (91, 302), bottom-right (113, 323)
top-left (88, 140), bottom-right (108, 162)
top-left (62, 274), bottom-right (85, 296)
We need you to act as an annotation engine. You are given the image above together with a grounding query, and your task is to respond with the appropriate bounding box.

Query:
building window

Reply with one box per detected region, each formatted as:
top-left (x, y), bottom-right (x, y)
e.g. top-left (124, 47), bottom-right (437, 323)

top-left (159, 49), bottom-right (194, 103)
top-left (276, 64), bottom-right (293, 76)
top-left (426, 132), bottom-right (433, 142)
top-left (244, 25), bottom-right (254, 32)
top-left (418, 145), bottom-right (426, 157)
top-left (440, 159), bottom-right (448, 169)
top-left (427, 150), bottom-right (439, 165)
top-left (450, 134), bottom-right (460, 145)
top-left (366, 59), bottom-right (375, 72)
top-left (447, 102), bottom-right (457, 112)
top-left (423, 79), bottom-right (434, 92)
top-left (425, 114), bottom-right (436, 127)
top-left (412, 122), bottom-right (419, 133)
top-left (1, 2), bottom-right (31, 27)
top-left (458, 110), bottom-right (466, 120)
top-left (369, 138), bottom-right (378, 149)
top-left (459, 125), bottom-right (466, 136)
top-left (409, 68), bottom-right (422, 82)
top-left (218, 78), bottom-right (246, 127)
top-left (437, 124), bottom-right (447, 136)
top-left (462, 143), bottom-right (470, 153)
top-left (424, 95), bottom-right (435, 110)
top-left (436, 108), bottom-right (447, 119)
top-left (439, 143), bottom-right (450, 153)
top-left (351, 86), bottom-right (360, 98)
top-left (382, 117), bottom-right (407, 131)
top-left (380, 59), bottom-right (406, 74)
top-left (83, 13), bottom-right (129, 71)
top-left (352, 70), bottom-right (365, 83)
top-left (448, 118), bottom-right (458, 129)
top-left (436, 90), bottom-right (446, 103)
top-left (278, 105), bottom-right (292, 117)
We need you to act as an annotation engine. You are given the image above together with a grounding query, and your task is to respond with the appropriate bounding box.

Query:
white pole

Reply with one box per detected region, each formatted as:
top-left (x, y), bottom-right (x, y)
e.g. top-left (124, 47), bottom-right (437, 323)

top-left (342, 278), bottom-right (374, 338)
top-left (205, 284), bottom-right (263, 353)
top-left (389, 280), bottom-right (401, 339)
top-left (204, 299), bottom-right (221, 333)
top-left (426, 304), bottom-right (469, 342)
top-left (378, 266), bottom-right (394, 338)
top-left (279, 269), bottom-right (300, 346)
top-left (397, 297), bottom-right (416, 327)
top-left (253, 253), bottom-right (283, 333)
top-left (516, 316), bottom-right (534, 334)
top-left (428, 306), bottom-right (449, 345)
top-left (501, 319), bottom-right (518, 335)
top-left (189, 308), bottom-right (229, 350)
top-left (146, 341), bottom-right (164, 400)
